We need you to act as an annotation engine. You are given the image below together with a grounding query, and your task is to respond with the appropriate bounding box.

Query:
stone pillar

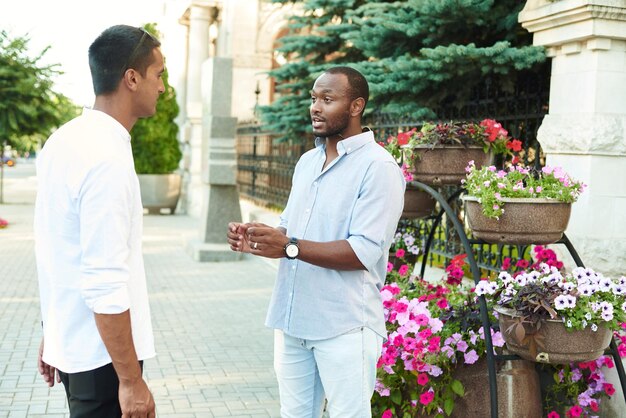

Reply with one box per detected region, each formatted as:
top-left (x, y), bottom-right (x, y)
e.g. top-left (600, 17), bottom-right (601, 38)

top-left (180, 3), bottom-right (214, 217)
top-left (520, 2), bottom-right (626, 416)
top-left (519, 0), bottom-right (626, 276)
top-left (186, 57), bottom-right (242, 262)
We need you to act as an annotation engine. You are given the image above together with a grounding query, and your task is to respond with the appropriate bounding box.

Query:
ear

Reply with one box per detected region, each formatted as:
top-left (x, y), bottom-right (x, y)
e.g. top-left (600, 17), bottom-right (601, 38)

top-left (121, 68), bottom-right (140, 92)
top-left (350, 97), bottom-right (365, 117)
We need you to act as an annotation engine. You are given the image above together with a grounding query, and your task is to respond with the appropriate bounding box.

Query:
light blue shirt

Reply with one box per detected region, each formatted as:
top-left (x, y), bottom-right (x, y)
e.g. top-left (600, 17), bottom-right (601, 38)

top-left (265, 130), bottom-right (405, 340)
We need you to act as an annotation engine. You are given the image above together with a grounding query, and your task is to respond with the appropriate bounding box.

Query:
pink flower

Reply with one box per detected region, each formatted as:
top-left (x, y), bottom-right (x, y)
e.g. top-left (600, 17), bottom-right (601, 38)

top-left (436, 298), bottom-right (448, 309)
top-left (398, 264), bottom-right (409, 276)
top-left (464, 349), bottom-right (479, 364)
top-left (382, 410), bottom-right (393, 418)
top-left (395, 248), bottom-right (405, 258)
top-left (547, 412), bottom-right (560, 418)
top-left (417, 373), bottom-right (429, 386)
top-left (567, 405), bottom-right (582, 417)
top-left (419, 391), bottom-right (434, 405)
top-left (589, 401), bottom-right (599, 412)
top-left (387, 262), bottom-right (393, 273)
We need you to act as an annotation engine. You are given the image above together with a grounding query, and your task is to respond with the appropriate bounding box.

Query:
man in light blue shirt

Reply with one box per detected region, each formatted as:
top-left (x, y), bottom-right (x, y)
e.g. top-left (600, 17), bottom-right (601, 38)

top-left (228, 66), bottom-right (404, 417)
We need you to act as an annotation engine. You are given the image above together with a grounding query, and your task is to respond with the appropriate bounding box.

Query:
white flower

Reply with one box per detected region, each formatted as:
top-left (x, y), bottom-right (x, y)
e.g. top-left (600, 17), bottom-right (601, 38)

top-left (618, 276), bottom-right (626, 286)
top-left (599, 277), bottom-right (614, 292)
top-left (566, 320), bottom-right (573, 328)
top-left (598, 301), bottom-right (613, 313)
top-left (498, 271), bottom-right (512, 282)
top-left (474, 282), bottom-right (490, 296)
top-left (561, 282), bottom-right (576, 292)
top-left (578, 284), bottom-right (594, 297)
top-left (613, 285), bottom-right (626, 296)
top-left (591, 324), bottom-right (598, 332)
top-left (622, 301), bottom-right (626, 312)
top-left (581, 320), bottom-right (588, 328)
top-left (585, 312), bottom-right (592, 321)
top-left (573, 267), bottom-right (587, 282)
top-left (554, 295), bottom-right (569, 310)
top-left (515, 275), bottom-right (527, 287)
top-left (565, 295), bottom-right (577, 308)
top-left (528, 271), bottom-right (541, 281)
top-left (601, 311), bottom-right (614, 321)
top-left (539, 263), bottom-right (551, 274)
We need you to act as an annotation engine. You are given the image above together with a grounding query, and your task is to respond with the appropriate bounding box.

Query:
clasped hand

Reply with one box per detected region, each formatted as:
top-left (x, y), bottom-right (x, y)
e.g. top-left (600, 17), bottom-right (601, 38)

top-left (227, 222), bottom-right (288, 258)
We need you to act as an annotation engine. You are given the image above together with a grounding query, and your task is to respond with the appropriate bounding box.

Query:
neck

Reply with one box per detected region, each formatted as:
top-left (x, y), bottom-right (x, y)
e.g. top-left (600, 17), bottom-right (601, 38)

top-left (93, 95), bottom-right (137, 133)
top-left (325, 123), bottom-right (363, 152)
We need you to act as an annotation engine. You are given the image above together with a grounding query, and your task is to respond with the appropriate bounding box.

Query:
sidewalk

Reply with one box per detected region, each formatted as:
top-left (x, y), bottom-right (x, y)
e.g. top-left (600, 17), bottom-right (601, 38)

top-left (0, 163), bottom-right (280, 417)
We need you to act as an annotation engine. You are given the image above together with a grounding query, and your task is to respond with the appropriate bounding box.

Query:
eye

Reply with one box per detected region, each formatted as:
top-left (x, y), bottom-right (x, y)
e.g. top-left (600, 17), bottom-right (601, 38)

top-left (324, 97), bottom-right (332, 103)
top-left (310, 96), bottom-right (316, 103)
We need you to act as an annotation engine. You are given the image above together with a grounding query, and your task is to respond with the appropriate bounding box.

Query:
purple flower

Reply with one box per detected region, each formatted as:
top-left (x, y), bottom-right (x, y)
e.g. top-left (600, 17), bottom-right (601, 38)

top-left (464, 350), bottom-right (479, 365)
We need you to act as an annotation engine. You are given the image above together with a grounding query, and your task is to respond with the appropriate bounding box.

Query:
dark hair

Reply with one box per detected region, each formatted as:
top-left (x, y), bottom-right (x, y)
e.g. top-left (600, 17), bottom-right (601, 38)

top-left (324, 66), bottom-right (369, 114)
top-left (88, 25), bottom-right (161, 95)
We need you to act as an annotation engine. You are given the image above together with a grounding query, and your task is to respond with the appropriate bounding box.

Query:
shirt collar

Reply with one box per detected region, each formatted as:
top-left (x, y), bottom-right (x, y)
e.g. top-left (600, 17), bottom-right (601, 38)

top-left (82, 107), bottom-right (131, 142)
top-left (314, 129), bottom-right (375, 155)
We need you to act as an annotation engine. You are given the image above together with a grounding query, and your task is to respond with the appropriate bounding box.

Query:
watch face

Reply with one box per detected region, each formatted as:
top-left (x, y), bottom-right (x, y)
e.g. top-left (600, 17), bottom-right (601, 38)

top-left (286, 244), bottom-right (299, 258)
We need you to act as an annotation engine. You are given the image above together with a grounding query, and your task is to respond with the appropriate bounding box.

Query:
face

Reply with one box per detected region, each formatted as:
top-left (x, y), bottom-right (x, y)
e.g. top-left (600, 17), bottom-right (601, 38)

top-left (135, 47), bottom-right (166, 118)
top-left (310, 73), bottom-right (352, 138)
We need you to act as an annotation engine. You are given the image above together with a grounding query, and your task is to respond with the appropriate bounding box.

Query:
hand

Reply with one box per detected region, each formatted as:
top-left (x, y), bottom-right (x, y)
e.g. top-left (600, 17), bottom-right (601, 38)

top-left (119, 378), bottom-right (156, 418)
top-left (227, 222), bottom-right (252, 253)
top-left (38, 337), bottom-right (60, 387)
top-left (247, 224), bottom-right (289, 258)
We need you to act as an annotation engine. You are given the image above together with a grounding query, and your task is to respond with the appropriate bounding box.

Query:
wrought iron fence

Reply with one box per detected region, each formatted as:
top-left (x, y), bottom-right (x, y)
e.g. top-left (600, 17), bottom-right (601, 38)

top-left (235, 69), bottom-right (550, 273)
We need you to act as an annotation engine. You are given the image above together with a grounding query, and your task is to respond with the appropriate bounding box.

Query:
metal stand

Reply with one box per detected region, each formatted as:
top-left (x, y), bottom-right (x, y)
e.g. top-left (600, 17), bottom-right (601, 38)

top-left (410, 180), bottom-right (626, 418)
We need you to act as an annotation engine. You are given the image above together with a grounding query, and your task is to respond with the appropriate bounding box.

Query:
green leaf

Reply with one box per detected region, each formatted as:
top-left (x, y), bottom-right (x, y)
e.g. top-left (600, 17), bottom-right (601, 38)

top-left (451, 379), bottom-right (465, 396)
top-left (444, 397), bottom-right (455, 416)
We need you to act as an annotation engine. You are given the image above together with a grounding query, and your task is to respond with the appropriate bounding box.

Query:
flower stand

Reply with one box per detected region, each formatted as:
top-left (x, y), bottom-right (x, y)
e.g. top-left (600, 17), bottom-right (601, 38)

top-left (407, 180), bottom-right (626, 418)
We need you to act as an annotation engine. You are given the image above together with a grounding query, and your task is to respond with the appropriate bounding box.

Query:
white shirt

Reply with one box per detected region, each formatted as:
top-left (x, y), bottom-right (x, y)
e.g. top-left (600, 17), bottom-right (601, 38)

top-left (34, 108), bottom-right (155, 373)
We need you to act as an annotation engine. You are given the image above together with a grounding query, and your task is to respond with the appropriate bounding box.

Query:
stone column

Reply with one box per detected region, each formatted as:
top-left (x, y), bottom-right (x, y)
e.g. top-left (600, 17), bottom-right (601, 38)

top-left (180, 3), bottom-right (214, 217)
top-left (186, 57), bottom-right (242, 261)
top-left (519, 0), bottom-right (626, 276)
top-left (520, 2), bottom-right (626, 416)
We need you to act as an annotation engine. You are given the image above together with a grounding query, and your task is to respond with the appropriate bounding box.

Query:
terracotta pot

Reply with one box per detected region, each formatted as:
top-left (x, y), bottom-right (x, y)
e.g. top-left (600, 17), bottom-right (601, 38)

top-left (495, 306), bottom-right (613, 364)
top-left (402, 185), bottom-right (436, 219)
top-left (450, 356), bottom-right (542, 418)
top-left (463, 196), bottom-right (572, 245)
top-left (409, 145), bottom-right (492, 185)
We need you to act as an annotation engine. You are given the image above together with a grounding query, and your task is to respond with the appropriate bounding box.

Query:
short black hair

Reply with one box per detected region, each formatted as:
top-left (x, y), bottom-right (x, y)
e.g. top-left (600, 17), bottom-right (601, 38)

top-left (88, 25), bottom-right (161, 95)
top-left (324, 66), bottom-right (369, 113)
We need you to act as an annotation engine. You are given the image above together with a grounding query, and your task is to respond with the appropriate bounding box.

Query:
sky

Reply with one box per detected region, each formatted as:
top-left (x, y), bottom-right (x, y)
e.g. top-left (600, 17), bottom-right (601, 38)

top-left (0, 0), bottom-right (168, 107)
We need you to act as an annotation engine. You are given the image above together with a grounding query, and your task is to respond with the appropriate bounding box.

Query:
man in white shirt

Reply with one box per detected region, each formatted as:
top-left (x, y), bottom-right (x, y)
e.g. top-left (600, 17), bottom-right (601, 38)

top-left (34, 25), bottom-right (165, 418)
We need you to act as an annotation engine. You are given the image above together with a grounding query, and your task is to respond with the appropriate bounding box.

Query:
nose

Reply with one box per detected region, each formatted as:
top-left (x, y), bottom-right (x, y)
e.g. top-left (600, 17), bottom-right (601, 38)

top-left (158, 80), bottom-right (165, 94)
top-left (310, 99), bottom-right (321, 114)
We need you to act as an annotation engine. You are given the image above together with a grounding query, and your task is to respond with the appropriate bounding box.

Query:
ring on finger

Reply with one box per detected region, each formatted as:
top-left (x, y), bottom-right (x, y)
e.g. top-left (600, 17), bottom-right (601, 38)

top-left (253, 242), bottom-right (258, 249)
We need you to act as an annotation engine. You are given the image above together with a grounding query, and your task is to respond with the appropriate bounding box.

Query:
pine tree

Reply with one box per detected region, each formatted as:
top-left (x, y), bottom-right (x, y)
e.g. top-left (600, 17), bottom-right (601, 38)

top-left (259, 0), bottom-right (547, 141)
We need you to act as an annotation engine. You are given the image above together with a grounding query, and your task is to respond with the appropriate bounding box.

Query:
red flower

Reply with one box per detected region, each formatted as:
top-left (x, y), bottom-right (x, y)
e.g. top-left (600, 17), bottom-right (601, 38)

top-left (589, 401), bottom-right (599, 412)
top-left (603, 383), bottom-right (616, 396)
top-left (506, 139), bottom-right (523, 152)
top-left (547, 412), bottom-right (560, 418)
top-left (417, 373), bottom-right (429, 386)
top-left (436, 298), bottom-right (448, 309)
top-left (382, 409), bottom-right (393, 418)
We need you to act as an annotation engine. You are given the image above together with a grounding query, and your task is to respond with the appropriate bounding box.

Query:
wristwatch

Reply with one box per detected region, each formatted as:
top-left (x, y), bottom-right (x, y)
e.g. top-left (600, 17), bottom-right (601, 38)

top-left (284, 237), bottom-right (299, 259)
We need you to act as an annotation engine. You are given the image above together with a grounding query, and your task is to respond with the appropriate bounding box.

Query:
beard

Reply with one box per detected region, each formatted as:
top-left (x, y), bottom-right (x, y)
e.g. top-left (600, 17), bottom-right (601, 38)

top-left (312, 110), bottom-right (351, 139)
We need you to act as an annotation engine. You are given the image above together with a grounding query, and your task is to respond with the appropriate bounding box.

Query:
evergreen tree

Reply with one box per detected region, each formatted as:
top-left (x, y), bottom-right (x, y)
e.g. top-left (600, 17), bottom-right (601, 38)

top-left (259, 0), bottom-right (547, 141)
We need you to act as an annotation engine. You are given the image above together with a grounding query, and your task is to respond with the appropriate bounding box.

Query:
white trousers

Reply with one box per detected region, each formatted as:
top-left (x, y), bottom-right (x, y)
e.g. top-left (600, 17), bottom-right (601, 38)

top-left (273, 328), bottom-right (383, 418)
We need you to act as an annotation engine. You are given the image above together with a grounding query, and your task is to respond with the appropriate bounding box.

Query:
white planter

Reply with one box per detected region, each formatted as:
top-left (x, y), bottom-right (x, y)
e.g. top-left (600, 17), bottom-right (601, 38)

top-left (138, 173), bottom-right (182, 215)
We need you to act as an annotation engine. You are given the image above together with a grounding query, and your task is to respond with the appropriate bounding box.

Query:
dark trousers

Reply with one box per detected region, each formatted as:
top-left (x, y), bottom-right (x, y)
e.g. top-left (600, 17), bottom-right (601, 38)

top-left (58, 361), bottom-right (143, 418)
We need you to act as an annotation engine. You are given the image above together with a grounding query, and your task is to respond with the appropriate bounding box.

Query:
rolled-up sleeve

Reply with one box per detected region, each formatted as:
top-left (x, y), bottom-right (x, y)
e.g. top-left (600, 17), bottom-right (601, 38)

top-left (77, 159), bottom-right (133, 314)
top-left (347, 160), bottom-right (405, 271)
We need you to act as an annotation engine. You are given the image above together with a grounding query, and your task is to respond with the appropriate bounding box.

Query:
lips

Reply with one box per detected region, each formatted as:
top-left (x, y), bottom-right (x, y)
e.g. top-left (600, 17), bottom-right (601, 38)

top-left (311, 116), bottom-right (324, 129)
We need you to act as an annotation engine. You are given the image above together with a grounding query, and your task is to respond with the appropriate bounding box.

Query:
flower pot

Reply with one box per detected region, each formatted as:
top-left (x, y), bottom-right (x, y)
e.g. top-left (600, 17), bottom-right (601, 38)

top-left (138, 173), bottom-right (182, 215)
top-left (402, 185), bottom-right (436, 219)
top-left (463, 196), bottom-right (572, 245)
top-left (409, 145), bottom-right (492, 186)
top-left (495, 306), bottom-right (613, 365)
top-left (450, 356), bottom-right (542, 418)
